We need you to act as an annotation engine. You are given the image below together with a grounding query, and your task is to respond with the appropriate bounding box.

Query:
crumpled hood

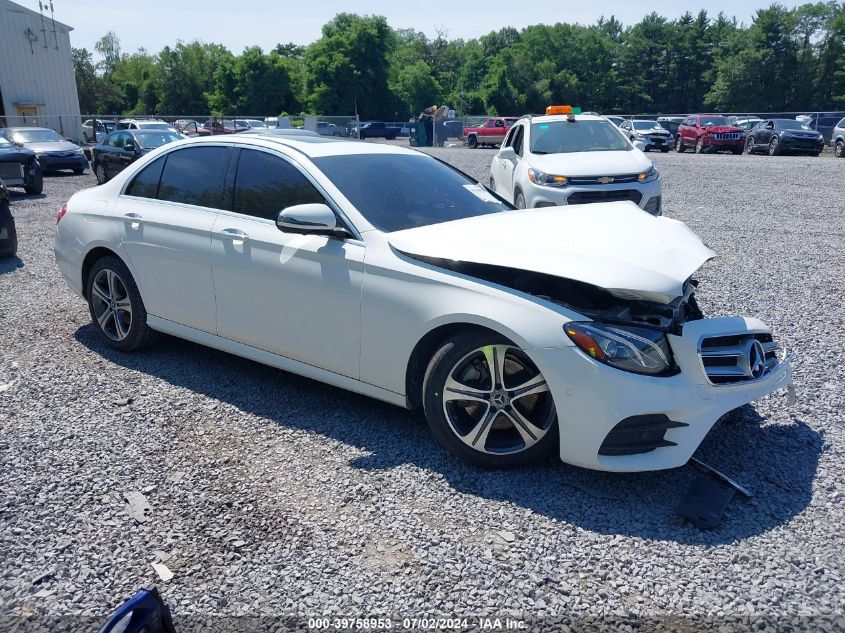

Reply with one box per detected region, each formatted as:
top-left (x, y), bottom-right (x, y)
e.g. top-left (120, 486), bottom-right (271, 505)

top-left (0, 146), bottom-right (36, 161)
top-left (389, 202), bottom-right (715, 303)
top-left (527, 150), bottom-right (652, 178)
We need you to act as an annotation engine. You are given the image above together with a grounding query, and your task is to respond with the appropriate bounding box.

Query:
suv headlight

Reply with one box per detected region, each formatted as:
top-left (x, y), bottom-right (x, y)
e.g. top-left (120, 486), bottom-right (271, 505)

top-left (527, 167), bottom-right (568, 187)
top-left (564, 322), bottom-right (676, 376)
top-left (638, 166), bottom-right (659, 183)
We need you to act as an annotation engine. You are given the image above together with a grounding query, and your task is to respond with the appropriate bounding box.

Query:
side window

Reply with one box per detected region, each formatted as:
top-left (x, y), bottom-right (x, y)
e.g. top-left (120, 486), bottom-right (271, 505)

top-left (234, 149), bottom-right (326, 220)
top-left (512, 125), bottom-right (525, 157)
top-left (125, 155), bottom-right (166, 199)
top-left (502, 126), bottom-right (516, 148)
top-left (495, 119), bottom-right (504, 128)
top-left (115, 133), bottom-right (130, 149)
top-left (105, 133), bottom-right (118, 147)
top-left (486, 119), bottom-right (495, 128)
top-left (157, 146), bottom-right (230, 209)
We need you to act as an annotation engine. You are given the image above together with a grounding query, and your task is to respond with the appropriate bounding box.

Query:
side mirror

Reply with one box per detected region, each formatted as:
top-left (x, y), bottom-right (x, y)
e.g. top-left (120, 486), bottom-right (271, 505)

top-left (125, 141), bottom-right (138, 153)
top-left (276, 203), bottom-right (346, 237)
top-left (499, 146), bottom-right (517, 162)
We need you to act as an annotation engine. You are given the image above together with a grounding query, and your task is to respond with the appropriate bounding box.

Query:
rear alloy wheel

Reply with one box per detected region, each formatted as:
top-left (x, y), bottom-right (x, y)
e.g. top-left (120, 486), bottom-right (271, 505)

top-left (675, 136), bottom-right (684, 153)
top-left (94, 162), bottom-right (108, 184)
top-left (695, 137), bottom-right (704, 154)
top-left (769, 137), bottom-right (780, 156)
top-left (423, 332), bottom-right (558, 468)
top-left (86, 256), bottom-right (158, 351)
top-left (836, 141), bottom-right (844, 158)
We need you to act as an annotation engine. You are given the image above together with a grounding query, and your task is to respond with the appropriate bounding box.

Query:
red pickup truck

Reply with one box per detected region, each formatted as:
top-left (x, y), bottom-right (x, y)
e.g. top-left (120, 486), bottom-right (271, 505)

top-left (463, 117), bottom-right (519, 148)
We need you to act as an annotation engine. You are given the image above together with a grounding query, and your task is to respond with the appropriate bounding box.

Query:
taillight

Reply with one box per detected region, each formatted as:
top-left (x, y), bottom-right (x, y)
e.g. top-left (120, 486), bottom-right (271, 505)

top-left (56, 203), bottom-right (67, 224)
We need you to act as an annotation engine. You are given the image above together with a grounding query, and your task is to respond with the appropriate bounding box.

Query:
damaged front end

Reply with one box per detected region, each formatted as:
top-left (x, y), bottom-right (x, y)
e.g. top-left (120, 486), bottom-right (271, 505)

top-left (405, 255), bottom-right (704, 334)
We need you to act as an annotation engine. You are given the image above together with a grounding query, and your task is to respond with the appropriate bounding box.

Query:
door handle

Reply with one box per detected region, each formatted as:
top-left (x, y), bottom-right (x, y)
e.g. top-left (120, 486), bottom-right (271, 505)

top-left (123, 213), bottom-right (142, 229)
top-left (218, 228), bottom-right (249, 243)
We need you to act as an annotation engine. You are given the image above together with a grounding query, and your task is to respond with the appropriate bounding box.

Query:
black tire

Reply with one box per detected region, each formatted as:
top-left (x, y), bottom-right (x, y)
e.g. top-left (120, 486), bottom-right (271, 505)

top-left (422, 331), bottom-right (558, 468)
top-left (768, 137), bottom-right (780, 156)
top-left (695, 137), bottom-right (704, 154)
top-left (0, 201), bottom-right (17, 259)
top-left (514, 190), bottom-right (526, 209)
top-left (94, 161), bottom-right (108, 184)
top-left (85, 255), bottom-right (158, 352)
top-left (745, 137), bottom-right (755, 155)
top-left (467, 134), bottom-right (478, 149)
top-left (675, 136), bottom-right (684, 153)
top-left (24, 163), bottom-right (43, 195)
top-left (835, 141), bottom-right (844, 158)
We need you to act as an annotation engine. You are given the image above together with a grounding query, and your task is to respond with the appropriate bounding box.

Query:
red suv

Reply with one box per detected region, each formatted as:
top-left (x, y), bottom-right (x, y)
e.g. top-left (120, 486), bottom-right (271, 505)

top-left (675, 115), bottom-right (744, 154)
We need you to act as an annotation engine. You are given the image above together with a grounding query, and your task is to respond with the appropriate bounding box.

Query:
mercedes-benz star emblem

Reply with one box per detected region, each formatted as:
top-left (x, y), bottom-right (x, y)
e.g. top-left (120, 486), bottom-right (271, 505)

top-left (748, 339), bottom-right (766, 378)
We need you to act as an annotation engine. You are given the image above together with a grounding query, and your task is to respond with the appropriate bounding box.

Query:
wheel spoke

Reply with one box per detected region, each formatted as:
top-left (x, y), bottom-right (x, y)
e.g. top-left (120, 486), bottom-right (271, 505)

top-left (96, 307), bottom-right (113, 329)
top-left (509, 376), bottom-right (549, 402)
top-left (106, 270), bottom-right (120, 301)
top-left (502, 406), bottom-right (543, 449)
top-left (443, 375), bottom-right (491, 404)
top-left (113, 311), bottom-right (128, 339)
top-left (466, 405), bottom-right (497, 450)
top-left (481, 345), bottom-right (508, 389)
top-left (92, 283), bottom-right (110, 304)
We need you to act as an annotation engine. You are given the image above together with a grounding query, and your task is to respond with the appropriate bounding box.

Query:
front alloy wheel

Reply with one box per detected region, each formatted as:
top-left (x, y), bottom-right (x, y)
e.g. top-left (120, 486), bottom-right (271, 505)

top-left (675, 136), bottom-right (684, 152)
top-left (423, 333), bottom-right (558, 468)
top-left (515, 191), bottom-right (526, 209)
top-left (94, 162), bottom-right (108, 184)
top-left (695, 137), bottom-right (704, 154)
top-left (769, 137), bottom-right (780, 156)
top-left (836, 141), bottom-right (844, 158)
top-left (745, 137), bottom-right (754, 154)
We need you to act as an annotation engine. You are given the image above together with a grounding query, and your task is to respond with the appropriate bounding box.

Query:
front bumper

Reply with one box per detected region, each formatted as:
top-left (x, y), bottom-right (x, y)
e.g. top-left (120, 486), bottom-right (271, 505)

top-left (530, 316), bottom-right (794, 472)
top-left (640, 135), bottom-right (673, 150)
top-left (524, 176), bottom-right (662, 215)
top-left (37, 153), bottom-right (88, 171)
top-left (779, 137), bottom-right (825, 152)
top-left (702, 137), bottom-right (744, 151)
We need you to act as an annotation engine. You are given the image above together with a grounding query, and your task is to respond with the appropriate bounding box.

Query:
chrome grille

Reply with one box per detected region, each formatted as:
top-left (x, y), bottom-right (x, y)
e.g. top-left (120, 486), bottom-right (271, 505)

top-left (568, 174), bottom-right (639, 185)
top-left (712, 133), bottom-right (741, 140)
top-left (699, 333), bottom-right (781, 385)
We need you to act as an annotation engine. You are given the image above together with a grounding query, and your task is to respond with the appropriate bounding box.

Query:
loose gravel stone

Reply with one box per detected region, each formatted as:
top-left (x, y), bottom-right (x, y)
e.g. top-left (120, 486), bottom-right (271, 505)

top-left (1, 148), bottom-right (843, 630)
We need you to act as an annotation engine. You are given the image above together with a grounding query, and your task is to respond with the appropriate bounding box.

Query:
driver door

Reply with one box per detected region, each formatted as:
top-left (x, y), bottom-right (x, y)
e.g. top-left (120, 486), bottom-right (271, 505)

top-left (210, 147), bottom-right (364, 378)
top-left (496, 124), bottom-right (523, 202)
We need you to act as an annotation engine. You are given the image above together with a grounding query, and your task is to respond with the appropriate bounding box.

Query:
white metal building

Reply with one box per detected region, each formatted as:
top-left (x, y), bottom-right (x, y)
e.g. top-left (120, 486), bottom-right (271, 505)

top-left (0, 0), bottom-right (82, 140)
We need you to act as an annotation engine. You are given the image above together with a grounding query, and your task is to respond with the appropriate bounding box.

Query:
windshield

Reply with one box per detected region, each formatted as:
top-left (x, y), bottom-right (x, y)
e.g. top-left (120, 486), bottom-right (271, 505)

top-left (312, 154), bottom-right (511, 233)
top-left (530, 120), bottom-right (630, 154)
top-left (699, 116), bottom-right (731, 127)
top-left (137, 122), bottom-right (171, 130)
top-left (134, 131), bottom-right (182, 149)
top-left (633, 121), bottom-right (663, 131)
top-left (13, 129), bottom-right (64, 143)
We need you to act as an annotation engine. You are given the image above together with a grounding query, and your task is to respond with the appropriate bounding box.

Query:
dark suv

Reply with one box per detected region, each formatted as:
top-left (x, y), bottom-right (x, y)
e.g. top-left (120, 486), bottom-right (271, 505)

top-left (675, 115), bottom-right (744, 154)
top-left (356, 121), bottom-right (397, 140)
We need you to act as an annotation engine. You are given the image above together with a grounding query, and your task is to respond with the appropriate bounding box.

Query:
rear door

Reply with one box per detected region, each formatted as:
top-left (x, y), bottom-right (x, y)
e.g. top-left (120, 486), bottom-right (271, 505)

top-left (210, 147), bottom-right (364, 378)
top-left (116, 145), bottom-right (231, 333)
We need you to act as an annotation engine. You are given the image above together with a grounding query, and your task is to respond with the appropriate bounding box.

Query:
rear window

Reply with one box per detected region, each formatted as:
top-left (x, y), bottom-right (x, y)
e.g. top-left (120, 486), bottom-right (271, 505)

top-left (530, 120), bottom-right (630, 154)
top-left (157, 147), bottom-right (230, 209)
top-left (125, 156), bottom-right (165, 198)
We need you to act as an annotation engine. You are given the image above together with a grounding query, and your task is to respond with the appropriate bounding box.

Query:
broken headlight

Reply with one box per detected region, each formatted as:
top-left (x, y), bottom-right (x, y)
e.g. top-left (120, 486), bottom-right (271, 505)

top-left (564, 322), bottom-right (676, 376)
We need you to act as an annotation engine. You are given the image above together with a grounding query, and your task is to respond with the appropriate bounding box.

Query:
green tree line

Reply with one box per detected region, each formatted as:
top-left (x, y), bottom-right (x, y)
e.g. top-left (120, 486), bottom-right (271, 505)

top-left (73, 3), bottom-right (845, 119)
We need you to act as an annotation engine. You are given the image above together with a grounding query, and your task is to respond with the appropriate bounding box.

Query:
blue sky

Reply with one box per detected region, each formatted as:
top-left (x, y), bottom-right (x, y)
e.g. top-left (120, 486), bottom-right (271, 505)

top-left (43, 0), bottom-right (805, 54)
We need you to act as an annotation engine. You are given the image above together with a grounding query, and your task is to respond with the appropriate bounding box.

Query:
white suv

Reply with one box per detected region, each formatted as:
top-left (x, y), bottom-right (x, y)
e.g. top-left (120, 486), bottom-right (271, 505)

top-left (490, 112), bottom-right (662, 215)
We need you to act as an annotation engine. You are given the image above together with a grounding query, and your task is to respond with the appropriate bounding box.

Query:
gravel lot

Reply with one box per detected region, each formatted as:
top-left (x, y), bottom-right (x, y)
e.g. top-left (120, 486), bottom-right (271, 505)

top-left (1, 148), bottom-right (843, 631)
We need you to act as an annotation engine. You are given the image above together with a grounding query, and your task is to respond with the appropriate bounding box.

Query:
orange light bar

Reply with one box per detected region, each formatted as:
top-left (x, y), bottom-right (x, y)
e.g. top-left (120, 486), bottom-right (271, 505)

top-left (546, 105), bottom-right (573, 115)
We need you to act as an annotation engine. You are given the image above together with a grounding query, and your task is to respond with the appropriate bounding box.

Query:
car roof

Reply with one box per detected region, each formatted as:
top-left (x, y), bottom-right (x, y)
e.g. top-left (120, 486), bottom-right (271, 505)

top-left (525, 114), bottom-right (608, 124)
top-left (180, 133), bottom-right (418, 158)
top-left (2, 126), bottom-right (54, 131)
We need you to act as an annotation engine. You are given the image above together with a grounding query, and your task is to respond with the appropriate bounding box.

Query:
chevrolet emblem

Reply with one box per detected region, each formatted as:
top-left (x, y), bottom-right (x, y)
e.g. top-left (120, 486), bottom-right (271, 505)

top-left (598, 176), bottom-right (614, 184)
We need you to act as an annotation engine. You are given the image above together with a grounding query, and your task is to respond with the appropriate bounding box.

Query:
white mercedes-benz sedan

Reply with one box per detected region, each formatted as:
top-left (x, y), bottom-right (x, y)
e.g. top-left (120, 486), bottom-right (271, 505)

top-left (54, 134), bottom-right (794, 471)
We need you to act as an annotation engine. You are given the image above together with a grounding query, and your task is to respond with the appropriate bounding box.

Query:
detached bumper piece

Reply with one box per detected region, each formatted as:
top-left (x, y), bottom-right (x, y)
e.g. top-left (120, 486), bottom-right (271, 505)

top-left (676, 457), bottom-right (753, 530)
top-left (598, 414), bottom-right (688, 456)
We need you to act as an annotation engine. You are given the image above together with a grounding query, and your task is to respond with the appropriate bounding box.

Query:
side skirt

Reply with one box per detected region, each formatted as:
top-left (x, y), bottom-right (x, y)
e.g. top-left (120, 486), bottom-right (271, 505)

top-left (147, 316), bottom-right (409, 409)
